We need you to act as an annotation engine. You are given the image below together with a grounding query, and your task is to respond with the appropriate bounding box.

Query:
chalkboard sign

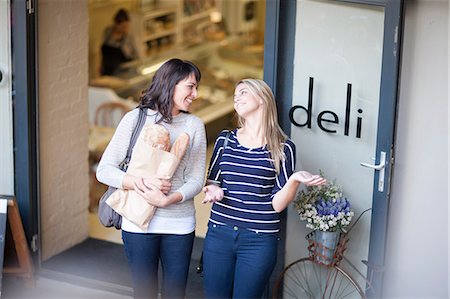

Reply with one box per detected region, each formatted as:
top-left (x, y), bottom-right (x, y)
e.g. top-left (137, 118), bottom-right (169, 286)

top-left (1, 198), bottom-right (35, 291)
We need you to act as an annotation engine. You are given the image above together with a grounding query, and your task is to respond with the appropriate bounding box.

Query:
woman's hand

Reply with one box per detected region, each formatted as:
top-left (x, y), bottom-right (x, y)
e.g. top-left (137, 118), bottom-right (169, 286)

top-left (133, 178), bottom-right (169, 207)
top-left (142, 176), bottom-right (171, 194)
top-left (290, 171), bottom-right (327, 186)
top-left (202, 184), bottom-right (224, 204)
top-left (123, 174), bottom-right (171, 194)
top-left (272, 171), bottom-right (326, 212)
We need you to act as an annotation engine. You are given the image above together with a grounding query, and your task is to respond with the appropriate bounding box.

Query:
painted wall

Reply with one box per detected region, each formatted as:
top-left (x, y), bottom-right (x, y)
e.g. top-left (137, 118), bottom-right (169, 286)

top-left (383, 0), bottom-right (448, 297)
top-left (38, 0), bottom-right (90, 260)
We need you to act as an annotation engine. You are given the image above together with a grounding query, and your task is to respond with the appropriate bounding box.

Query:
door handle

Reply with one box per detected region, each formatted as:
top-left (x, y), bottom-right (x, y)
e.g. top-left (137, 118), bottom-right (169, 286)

top-left (360, 162), bottom-right (385, 170)
top-left (360, 151), bottom-right (386, 192)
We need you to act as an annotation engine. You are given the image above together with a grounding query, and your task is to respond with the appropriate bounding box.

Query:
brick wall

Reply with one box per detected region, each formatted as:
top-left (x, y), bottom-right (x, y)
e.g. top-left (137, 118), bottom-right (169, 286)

top-left (38, 0), bottom-right (89, 261)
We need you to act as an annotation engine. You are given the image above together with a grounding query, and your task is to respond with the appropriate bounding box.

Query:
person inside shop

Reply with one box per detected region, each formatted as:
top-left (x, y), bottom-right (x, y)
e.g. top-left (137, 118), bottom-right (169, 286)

top-left (96, 58), bottom-right (206, 299)
top-left (100, 8), bottom-right (139, 76)
top-left (201, 78), bottom-right (326, 298)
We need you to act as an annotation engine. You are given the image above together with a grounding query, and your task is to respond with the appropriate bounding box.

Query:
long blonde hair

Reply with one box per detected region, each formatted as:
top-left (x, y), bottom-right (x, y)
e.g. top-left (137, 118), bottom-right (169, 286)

top-left (235, 79), bottom-right (288, 173)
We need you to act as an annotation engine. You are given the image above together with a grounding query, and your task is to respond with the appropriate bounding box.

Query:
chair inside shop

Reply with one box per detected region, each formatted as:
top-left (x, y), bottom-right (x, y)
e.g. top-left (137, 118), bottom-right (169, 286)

top-left (94, 101), bottom-right (131, 128)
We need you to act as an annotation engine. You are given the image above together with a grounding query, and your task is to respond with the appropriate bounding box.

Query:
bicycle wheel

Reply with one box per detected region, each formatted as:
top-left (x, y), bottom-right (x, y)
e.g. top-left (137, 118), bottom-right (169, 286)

top-left (273, 257), bottom-right (365, 299)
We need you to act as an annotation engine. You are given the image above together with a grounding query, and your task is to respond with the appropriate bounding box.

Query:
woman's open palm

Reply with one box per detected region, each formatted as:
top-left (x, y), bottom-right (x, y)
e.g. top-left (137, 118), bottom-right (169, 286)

top-left (291, 171), bottom-right (327, 186)
top-left (202, 184), bottom-right (224, 204)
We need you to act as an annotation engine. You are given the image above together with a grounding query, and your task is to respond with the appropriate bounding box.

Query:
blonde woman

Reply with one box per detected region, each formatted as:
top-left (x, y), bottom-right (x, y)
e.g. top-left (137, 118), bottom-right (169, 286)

top-left (202, 79), bottom-right (326, 298)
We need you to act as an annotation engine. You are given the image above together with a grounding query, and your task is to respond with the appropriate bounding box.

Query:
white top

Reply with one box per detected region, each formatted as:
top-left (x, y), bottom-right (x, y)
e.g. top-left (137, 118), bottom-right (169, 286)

top-left (96, 108), bottom-right (207, 234)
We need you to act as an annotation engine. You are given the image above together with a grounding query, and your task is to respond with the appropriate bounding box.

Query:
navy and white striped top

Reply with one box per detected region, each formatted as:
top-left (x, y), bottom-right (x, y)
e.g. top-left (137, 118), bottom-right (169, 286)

top-left (207, 129), bottom-right (296, 234)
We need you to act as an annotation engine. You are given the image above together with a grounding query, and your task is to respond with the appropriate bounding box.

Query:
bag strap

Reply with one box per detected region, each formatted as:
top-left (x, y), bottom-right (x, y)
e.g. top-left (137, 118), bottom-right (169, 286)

top-left (206, 130), bottom-right (231, 186)
top-left (222, 130), bottom-right (231, 158)
top-left (119, 108), bottom-right (147, 171)
top-left (218, 130), bottom-right (231, 181)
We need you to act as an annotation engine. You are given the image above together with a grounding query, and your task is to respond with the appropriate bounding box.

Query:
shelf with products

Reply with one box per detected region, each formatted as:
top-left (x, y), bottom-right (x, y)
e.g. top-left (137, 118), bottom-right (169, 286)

top-left (140, 6), bottom-right (177, 19)
top-left (142, 29), bottom-right (176, 42)
top-left (180, 0), bottom-right (223, 46)
top-left (183, 0), bottom-right (217, 17)
top-left (131, 5), bottom-right (178, 58)
top-left (132, 0), bottom-right (223, 57)
top-left (144, 35), bottom-right (176, 58)
top-left (181, 8), bottom-right (216, 24)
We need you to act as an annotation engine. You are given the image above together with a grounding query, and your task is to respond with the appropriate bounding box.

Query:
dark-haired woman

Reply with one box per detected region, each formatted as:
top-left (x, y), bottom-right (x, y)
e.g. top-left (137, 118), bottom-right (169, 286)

top-left (101, 8), bottom-right (139, 75)
top-left (97, 58), bottom-right (206, 299)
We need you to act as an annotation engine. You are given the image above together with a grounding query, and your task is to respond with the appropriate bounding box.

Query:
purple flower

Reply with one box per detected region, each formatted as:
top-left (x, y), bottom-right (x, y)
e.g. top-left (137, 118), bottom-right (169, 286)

top-left (313, 196), bottom-right (351, 217)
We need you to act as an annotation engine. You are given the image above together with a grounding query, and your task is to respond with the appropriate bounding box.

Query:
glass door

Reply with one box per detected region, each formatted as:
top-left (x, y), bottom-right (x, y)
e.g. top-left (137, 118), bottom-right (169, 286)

top-left (0, 0), bottom-right (14, 197)
top-left (286, 0), bottom-right (402, 297)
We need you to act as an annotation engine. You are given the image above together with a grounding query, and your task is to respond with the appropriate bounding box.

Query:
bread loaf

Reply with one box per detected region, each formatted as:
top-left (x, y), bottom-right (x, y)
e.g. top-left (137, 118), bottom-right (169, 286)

top-left (170, 133), bottom-right (190, 160)
top-left (143, 124), bottom-right (170, 151)
top-left (142, 124), bottom-right (189, 160)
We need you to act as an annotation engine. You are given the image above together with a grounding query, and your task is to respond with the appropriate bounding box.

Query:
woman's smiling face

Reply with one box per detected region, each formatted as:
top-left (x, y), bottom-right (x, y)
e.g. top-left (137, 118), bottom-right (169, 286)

top-left (233, 83), bottom-right (262, 118)
top-left (172, 73), bottom-right (198, 115)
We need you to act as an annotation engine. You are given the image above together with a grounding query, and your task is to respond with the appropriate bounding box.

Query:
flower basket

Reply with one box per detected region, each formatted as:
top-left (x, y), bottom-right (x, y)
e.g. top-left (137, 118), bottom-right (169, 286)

top-left (314, 230), bottom-right (340, 264)
top-left (295, 174), bottom-right (354, 266)
top-left (306, 231), bottom-right (349, 267)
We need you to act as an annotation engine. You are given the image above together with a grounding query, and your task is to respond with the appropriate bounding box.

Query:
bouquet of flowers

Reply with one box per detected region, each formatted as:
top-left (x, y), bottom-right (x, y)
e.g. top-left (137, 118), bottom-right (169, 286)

top-left (293, 176), bottom-right (354, 233)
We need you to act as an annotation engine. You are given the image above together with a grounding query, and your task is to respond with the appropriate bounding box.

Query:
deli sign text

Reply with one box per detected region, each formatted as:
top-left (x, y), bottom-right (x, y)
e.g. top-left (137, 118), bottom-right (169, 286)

top-left (289, 77), bottom-right (363, 138)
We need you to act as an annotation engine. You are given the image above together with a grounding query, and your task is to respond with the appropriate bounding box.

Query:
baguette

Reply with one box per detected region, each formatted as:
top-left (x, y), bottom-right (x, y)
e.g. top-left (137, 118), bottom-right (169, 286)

top-left (170, 133), bottom-right (190, 160)
top-left (143, 124), bottom-right (170, 151)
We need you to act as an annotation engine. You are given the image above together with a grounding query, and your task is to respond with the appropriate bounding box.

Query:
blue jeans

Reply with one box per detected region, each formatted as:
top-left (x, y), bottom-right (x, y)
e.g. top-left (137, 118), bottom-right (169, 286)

top-left (203, 223), bottom-right (279, 298)
top-left (122, 231), bottom-right (195, 299)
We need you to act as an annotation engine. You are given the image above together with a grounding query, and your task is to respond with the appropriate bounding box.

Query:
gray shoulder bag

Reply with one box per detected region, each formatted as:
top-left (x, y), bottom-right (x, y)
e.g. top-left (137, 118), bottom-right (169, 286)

top-left (98, 108), bottom-right (146, 229)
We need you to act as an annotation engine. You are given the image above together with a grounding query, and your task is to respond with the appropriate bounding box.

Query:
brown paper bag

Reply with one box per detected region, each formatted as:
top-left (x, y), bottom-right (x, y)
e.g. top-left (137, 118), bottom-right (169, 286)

top-left (106, 126), bottom-right (182, 231)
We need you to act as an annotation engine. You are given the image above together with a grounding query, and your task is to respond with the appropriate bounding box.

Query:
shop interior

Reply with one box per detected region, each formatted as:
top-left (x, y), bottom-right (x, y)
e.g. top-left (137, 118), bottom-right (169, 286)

top-left (41, 0), bottom-right (265, 293)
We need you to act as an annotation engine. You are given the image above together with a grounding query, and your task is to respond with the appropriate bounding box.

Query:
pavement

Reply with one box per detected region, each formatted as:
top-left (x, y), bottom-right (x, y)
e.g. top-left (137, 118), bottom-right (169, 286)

top-left (1, 275), bottom-right (132, 299)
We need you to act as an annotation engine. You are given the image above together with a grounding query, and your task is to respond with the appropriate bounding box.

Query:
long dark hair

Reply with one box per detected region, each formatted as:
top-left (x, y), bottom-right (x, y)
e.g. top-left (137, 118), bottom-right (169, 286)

top-left (139, 58), bottom-right (201, 123)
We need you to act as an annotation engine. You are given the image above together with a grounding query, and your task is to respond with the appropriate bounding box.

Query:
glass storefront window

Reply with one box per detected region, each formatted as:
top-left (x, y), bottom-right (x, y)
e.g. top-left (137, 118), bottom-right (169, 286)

top-left (87, 0), bottom-right (265, 237)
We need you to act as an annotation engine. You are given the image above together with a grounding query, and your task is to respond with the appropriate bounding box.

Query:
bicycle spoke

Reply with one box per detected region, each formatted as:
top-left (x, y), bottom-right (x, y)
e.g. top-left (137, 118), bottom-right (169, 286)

top-left (299, 259), bottom-right (316, 298)
top-left (283, 260), bottom-right (314, 298)
top-left (335, 268), bottom-right (363, 298)
top-left (274, 259), bottom-right (364, 299)
top-left (323, 266), bottom-right (336, 298)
